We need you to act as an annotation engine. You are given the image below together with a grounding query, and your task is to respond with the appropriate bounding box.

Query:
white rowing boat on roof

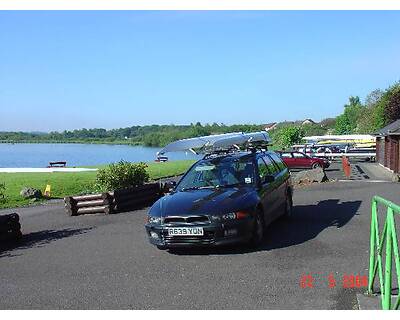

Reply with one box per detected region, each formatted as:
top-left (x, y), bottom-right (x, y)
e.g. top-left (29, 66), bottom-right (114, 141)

top-left (157, 131), bottom-right (271, 155)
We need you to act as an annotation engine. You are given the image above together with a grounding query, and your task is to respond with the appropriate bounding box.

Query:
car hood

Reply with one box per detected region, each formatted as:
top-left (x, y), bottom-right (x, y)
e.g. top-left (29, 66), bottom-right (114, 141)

top-left (150, 187), bottom-right (258, 217)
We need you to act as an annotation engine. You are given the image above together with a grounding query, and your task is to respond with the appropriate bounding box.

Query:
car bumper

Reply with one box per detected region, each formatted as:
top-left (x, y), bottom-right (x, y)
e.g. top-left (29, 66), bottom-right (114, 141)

top-left (145, 218), bottom-right (254, 248)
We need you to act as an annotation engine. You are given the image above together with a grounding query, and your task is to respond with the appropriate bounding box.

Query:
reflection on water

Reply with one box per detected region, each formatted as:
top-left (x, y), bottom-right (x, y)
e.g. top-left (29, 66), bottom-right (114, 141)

top-left (0, 143), bottom-right (200, 168)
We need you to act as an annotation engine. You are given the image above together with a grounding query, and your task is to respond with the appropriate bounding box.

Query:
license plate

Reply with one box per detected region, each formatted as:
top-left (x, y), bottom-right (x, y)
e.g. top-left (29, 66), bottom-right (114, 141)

top-left (168, 227), bottom-right (204, 236)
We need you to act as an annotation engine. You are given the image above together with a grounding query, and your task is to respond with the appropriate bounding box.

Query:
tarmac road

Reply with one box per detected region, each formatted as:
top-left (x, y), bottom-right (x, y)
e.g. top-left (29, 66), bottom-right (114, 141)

top-left (1, 164), bottom-right (399, 309)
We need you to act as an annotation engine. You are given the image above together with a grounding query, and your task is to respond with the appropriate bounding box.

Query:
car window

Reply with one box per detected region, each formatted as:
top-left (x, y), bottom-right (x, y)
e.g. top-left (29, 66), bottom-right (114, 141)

top-left (257, 157), bottom-right (269, 180)
top-left (293, 152), bottom-right (307, 158)
top-left (269, 153), bottom-right (286, 171)
top-left (280, 152), bottom-right (292, 158)
top-left (262, 154), bottom-right (279, 175)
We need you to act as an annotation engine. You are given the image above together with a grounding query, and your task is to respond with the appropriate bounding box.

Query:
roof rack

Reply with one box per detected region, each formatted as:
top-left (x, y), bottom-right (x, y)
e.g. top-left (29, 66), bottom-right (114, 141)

top-left (202, 147), bottom-right (241, 160)
top-left (157, 131), bottom-right (271, 155)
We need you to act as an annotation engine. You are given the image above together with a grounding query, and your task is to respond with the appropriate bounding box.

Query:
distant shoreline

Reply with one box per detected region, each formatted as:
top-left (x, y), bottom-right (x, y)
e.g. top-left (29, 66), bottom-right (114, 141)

top-left (0, 140), bottom-right (145, 146)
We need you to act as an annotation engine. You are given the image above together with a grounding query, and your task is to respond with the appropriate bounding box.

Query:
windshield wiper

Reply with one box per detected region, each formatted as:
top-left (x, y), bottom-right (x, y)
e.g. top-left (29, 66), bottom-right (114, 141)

top-left (217, 183), bottom-right (242, 188)
top-left (181, 186), bottom-right (216, 191)
top-left (181, 186), bottom-right (199, 191)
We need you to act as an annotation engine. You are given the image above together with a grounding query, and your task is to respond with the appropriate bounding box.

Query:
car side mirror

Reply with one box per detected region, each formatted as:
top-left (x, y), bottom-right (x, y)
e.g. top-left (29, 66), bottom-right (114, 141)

top-left (165, 181), bottom-right (177, 192)
top-left (263, 175), bottom-right (275, 183)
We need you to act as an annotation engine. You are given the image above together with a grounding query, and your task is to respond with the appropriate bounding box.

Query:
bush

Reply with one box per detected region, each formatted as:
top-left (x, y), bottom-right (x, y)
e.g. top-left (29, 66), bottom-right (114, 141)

top-left (274, 126), bottom-right (304, 148)
top-left (96, 161), bottom-right (150, 191)
top-left (0, 182), bottom-right (6, 203)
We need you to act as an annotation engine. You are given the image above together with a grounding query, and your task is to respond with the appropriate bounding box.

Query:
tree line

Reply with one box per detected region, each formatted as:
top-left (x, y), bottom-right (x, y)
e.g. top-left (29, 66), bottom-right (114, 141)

top-left (1, 82), bottom-right (399, 149)
top-left (268, 81), bottom-right (400, 148)
top-left (0, 123), bottom-right (265, 147)
top-left (334, 82), bottom-right (400, 134)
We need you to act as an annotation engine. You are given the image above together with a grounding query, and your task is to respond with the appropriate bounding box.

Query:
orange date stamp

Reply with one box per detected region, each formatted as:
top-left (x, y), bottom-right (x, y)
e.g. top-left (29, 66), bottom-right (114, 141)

top-left (300, 273), bottom-right (368, 289)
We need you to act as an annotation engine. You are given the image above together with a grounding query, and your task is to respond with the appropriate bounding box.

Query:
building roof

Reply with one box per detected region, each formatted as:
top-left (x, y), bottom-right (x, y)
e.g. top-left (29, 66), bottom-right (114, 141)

top-left (302, 118), bottom-right (316, 125)
top-left (263, 122), bottom-right (278, 132)
top-left (377, 119), bottom-right (400, 136)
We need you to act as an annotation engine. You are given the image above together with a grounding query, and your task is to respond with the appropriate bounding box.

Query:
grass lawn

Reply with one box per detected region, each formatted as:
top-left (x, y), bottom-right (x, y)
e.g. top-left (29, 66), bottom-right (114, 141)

top-left (0, 160), bottom-right (195, 209)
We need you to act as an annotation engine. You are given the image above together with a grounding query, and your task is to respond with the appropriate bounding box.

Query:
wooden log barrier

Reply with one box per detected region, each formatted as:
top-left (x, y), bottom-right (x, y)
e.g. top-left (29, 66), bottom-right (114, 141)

top-left (0, 213), bottom-right (22, 241)
top-left (77, 205), bottom-right (112, 215)
top-left (71, 193), bottom-right (109, 202)
top-left (64, 183), bottom-right (161, 216)
top-left (113, 186), bottom-right (159, 203)
top-left (112, 183), bottom-right (161, 212)
top-left (64, 193), bottom-right (112, 216)
top-left (114, 193), bottom-right (160, 212)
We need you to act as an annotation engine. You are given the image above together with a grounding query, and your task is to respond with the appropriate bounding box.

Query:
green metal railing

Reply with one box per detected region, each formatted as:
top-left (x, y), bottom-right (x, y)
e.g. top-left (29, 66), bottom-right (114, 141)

top-left (368, 196), bottom-right (400, 310)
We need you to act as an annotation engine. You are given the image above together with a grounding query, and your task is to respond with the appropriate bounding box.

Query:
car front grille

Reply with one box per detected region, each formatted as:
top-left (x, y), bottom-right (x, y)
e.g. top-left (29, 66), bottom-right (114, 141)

top-left (164, 215), bottom-right (210, 224)
top-left (161, 215), bottom-right (214, 245)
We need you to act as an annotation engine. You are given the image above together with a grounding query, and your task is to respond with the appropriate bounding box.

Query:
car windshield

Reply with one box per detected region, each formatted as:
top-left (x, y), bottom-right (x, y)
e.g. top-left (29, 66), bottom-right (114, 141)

top-left (177, 156), bottom-right (256, 191)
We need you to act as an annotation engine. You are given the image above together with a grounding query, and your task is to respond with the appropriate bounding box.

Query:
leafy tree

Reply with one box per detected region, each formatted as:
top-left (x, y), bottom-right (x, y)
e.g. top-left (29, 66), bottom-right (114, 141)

top-left (357, 89), bottom-right (384, 133)
top-left (320, 118), bottom-right (336, 129)
top-left (365, 89), bottom-right (384, 107)
top-left (384, 83), bottom-right (400, 124)
top-left (302, 123), bottom-right (326, 136)
top-left (275, 126), bottom-right (304, 148)
top-left (335, 114), bottom-right (352, 134)
top-left (335, 96), bottom-right (363, 134)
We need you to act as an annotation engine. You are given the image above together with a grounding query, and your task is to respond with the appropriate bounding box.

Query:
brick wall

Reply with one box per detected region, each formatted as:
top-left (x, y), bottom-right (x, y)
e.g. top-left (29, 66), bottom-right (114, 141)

top-left (380, 135), bottom-right (400, 173)
top-left (377, 137), bottom-right (384, 166)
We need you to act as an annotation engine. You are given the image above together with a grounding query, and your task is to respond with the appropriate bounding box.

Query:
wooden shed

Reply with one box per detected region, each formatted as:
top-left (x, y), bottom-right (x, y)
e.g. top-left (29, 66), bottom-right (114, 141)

top-left (376, 119), bottom-right (400, 174)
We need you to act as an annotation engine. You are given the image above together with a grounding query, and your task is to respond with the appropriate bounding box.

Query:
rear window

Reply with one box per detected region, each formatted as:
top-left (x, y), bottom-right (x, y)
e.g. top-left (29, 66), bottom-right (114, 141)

top-left (269, 153), bottom-right (287, 171)
top-left (262, 154), bottom-right (279, 175)
top-left (280, 152), bottom-right (292, 158)
top-left (293, 152), bottom-right (307, 158)
top-left (257, 157), bottom-right (269, 180)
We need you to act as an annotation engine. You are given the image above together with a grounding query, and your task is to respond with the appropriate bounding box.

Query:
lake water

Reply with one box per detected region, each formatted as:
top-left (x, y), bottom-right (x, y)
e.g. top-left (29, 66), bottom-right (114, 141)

top-left (0, 143), bottom-right (200, 168)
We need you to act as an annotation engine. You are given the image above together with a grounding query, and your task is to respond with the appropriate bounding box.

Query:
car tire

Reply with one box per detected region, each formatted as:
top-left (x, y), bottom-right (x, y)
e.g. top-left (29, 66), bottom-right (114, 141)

top-left (14, 230), bottom-right (23, 241)
top-left (250, 210), bottom-right (264, 247)
top-left (312, 162), bottom-right (321, 169)
top-left (283, 191), bottom-right (293, 219)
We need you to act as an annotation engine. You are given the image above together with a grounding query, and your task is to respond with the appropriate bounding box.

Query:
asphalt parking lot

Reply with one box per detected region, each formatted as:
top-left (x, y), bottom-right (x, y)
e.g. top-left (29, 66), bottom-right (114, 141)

top-left (0, 161), bottom-right (399, 309)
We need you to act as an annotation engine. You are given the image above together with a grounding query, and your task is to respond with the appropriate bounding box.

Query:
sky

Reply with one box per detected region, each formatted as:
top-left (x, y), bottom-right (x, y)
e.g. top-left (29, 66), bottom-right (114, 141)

top-left (0, 11), bottom-right (399, 132)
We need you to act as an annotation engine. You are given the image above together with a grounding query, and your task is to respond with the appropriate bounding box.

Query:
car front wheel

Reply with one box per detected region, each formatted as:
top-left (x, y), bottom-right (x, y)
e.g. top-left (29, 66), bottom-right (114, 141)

top-left (312, 162), bottom-right (322, 169)
top-left (284, 192), bottom-right (293, 218)
top-left (250, 210), bottom-right (264, 247)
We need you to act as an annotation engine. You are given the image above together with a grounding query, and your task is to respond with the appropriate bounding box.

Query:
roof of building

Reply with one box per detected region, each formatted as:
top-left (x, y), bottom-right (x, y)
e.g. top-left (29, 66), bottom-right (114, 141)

top-left (377, 119), bottom-right (400, 136)
top-left (302, 118), bottom-right (316, 124)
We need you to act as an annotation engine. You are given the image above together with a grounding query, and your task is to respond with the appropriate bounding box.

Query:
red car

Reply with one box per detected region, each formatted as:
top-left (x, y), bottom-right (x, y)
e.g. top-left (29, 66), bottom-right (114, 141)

top-left (277, 151), bottom-right (330, 169)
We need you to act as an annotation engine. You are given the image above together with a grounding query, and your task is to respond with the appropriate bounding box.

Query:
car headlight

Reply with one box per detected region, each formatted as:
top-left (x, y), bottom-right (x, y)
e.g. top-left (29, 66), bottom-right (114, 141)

top-left (147, 216), bottom-right (162, 224)
top-left (210, 215), bottom-right (222, 222)
top-left (212, 211), bottom-right (250, 221)
top-left (222, 212), bottom-right (236, 220)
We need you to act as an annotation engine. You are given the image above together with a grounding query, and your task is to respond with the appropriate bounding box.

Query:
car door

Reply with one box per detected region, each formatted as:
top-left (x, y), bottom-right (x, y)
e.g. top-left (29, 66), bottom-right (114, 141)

top-left (267, 153), bottom-right (290, 218)
top-left (262, 153), bottom-right (286, 220)
top-left (256, 156), bottom-right (277, 226)
top-left (292, 152), bottom-right (310, 168)
top-left (280, 152), bottom-right (295, 169)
